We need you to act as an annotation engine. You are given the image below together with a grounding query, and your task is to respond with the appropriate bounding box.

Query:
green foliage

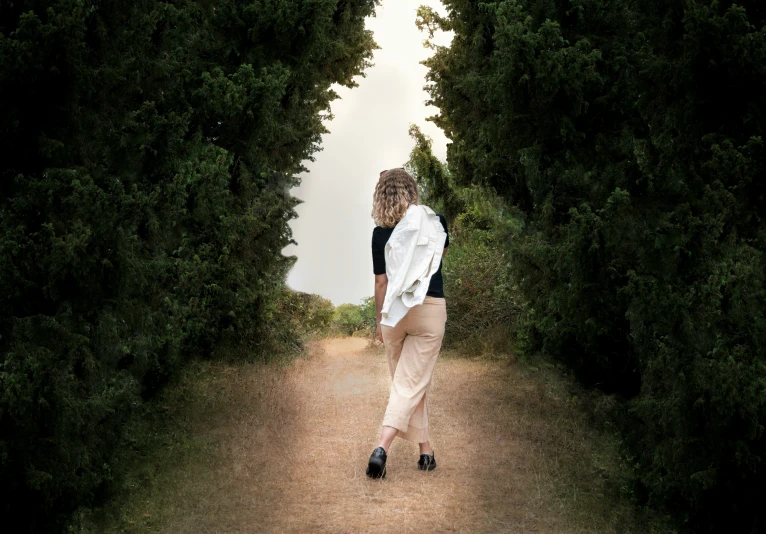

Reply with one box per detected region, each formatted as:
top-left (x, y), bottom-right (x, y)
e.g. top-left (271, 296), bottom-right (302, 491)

top-left (407, 125), bottom-right (465, 222)
top-left (420, 0), bottom-right (766, 530)
top-left (275, 289), bottom-right (336, 344)
top-left (407, 127), bottom-right (520, 355)
top-left (0, 0), bottom-right (377, 530)
top-left (331, 296), bottom-right (375, 337)
top-left (358, 296), bottom-right (377, 334)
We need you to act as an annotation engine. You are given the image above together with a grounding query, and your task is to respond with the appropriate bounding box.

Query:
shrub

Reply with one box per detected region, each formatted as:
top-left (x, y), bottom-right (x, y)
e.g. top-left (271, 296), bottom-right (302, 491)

top-left (331, 297), bottom-right (376, 337)
top-left (407, 127), bottom-right (519, 355)
top-left (276, 289), bottom-right (336, 343)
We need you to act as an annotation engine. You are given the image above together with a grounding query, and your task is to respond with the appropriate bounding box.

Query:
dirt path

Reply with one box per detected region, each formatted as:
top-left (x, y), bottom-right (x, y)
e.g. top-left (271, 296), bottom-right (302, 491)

top-left (144, 337), bottom-right (634, 533)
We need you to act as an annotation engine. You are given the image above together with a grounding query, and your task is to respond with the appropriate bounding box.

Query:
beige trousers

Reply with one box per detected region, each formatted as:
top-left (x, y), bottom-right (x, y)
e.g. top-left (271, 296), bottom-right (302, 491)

top-left (380, 296), bottom-right (447, 443)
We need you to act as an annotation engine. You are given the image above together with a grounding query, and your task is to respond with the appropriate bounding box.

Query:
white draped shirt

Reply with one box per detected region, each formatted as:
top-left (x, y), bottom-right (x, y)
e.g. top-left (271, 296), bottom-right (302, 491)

top-left (380, 204), bottom-right (447, 327)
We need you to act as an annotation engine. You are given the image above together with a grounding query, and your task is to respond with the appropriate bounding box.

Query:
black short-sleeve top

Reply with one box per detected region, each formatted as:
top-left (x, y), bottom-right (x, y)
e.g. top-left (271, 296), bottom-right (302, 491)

top-left (371, 213), bottom-right (449, 298)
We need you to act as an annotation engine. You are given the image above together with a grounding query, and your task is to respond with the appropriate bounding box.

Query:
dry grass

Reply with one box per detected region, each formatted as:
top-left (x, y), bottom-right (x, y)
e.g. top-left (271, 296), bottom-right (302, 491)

top-left (74, 337), bottom-right (671, 533)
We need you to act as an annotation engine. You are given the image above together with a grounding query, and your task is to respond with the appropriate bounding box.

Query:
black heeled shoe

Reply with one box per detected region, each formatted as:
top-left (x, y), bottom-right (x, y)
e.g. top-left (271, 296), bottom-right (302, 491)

top-left (366, 447), bottom-right (387, 478)
top-left (417, 451), bottom-right (436, 471)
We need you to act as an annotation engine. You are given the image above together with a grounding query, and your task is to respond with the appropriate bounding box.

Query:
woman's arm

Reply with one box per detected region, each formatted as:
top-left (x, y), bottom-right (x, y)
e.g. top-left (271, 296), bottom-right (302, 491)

top-left (374, 273), bottom-right (388, 342)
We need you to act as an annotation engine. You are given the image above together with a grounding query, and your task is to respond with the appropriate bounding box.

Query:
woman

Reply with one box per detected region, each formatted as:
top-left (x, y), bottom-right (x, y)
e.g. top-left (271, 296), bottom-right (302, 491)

top-left (366, 168), bottom-right (449, 479)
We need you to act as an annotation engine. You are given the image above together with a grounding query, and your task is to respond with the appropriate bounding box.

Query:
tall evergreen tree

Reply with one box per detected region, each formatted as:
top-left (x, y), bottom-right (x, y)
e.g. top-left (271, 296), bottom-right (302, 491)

top-left (420, 0), bottom-right (766, 530)
top-left (0, 0), bottom-right (377, 530)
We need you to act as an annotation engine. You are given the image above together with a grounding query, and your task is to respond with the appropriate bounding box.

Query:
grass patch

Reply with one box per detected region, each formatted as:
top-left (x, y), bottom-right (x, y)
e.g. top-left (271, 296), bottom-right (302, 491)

top-left (480, 349), bottom-right (675, 532)
top-left (65, 337), bottom-right (321, 533)
top-left (66, 358), bottom-right (248, 533)
top-left (66, 336), bottom-right (673, 533)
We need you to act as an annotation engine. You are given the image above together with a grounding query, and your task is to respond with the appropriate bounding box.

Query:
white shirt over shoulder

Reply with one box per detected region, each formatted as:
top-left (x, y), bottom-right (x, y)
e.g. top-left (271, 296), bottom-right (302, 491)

top-left (380, 204), bottom-right (447, 327)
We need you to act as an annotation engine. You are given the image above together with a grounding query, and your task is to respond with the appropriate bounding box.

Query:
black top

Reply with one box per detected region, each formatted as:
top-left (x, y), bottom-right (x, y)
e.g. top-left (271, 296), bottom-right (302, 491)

top-left (371, 213), bottom-right (449, 298)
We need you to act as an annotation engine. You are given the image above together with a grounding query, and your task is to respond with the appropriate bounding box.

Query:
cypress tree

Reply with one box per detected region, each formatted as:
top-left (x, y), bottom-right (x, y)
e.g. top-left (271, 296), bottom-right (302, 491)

top-left (421, 0), bottom-right (766, 529)
top-left (0, 0), bottom-right (377, 530)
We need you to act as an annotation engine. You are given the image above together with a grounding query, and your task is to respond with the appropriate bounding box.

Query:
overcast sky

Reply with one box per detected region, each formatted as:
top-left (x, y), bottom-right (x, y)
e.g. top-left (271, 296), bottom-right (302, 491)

top-left (281, 0), bottom-right (452, 306)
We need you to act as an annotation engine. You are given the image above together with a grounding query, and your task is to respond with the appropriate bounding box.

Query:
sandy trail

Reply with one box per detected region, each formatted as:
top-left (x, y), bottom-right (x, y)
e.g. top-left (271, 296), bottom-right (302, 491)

top-left (160, 337), bottom-right (599, 533)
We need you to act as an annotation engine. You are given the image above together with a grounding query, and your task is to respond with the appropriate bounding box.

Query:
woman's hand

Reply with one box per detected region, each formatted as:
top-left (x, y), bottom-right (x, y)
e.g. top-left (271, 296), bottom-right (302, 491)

top-left (377, 323), bottom-right (384, 344)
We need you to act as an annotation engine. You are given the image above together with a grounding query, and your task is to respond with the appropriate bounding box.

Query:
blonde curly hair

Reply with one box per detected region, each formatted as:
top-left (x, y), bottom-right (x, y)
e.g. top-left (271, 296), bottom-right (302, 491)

top-left (372, 168), bottom-right (419, 228)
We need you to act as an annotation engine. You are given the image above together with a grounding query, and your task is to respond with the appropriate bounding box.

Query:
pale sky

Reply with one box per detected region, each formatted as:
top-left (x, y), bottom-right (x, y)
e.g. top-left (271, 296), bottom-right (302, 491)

top-left (281, 0), bottom-right (452, 306)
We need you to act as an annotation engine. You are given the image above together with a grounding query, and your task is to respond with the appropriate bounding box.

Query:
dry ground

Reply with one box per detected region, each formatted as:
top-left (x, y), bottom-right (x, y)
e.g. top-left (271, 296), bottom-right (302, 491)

top-left (85, 337), bottom-right (668, 533)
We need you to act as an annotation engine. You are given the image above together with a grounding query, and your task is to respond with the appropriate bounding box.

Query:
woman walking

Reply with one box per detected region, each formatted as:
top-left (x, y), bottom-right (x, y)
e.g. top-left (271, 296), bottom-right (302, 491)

top-left (366, 168), bottom-right (449, 479)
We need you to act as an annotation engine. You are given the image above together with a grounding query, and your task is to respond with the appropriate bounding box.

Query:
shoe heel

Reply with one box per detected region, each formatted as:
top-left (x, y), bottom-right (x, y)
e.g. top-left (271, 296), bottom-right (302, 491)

top-left (366, 447), bottom-right (388, 479)
top-left (367, 459), bottom-right (386, 479)
top-left (418, 453), bottom-right (436, 471)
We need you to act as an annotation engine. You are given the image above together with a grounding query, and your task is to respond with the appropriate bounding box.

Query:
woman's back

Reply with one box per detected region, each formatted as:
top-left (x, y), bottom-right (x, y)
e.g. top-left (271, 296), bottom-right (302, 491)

top-left (371, 213), bottom-right (449, 298)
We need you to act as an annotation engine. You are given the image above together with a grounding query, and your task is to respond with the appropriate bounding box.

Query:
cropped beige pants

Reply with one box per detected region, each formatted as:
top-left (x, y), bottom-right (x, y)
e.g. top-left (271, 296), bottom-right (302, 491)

top-left (380, 296), bottom-right (447, 443)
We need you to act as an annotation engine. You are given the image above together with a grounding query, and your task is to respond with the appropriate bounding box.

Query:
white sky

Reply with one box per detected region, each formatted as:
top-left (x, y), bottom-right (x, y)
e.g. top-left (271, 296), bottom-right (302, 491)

top-left (281, 0), bottom-right (453, 306)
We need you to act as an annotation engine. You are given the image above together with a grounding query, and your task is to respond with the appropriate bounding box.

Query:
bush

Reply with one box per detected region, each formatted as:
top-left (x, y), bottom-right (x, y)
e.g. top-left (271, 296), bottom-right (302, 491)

top-left (276, 289), bottom-right (336, 343)
top-left (331, 297), bottom-right (376, 337)
top-left (407, 127), bottom-right (519, 356)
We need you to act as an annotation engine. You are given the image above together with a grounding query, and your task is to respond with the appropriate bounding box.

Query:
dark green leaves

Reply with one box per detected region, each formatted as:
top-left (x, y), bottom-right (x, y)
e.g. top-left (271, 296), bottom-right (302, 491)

top-left (0, 0), bottom-right (377, 530)
top-left (422, 0), bottom-right (766, 529)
